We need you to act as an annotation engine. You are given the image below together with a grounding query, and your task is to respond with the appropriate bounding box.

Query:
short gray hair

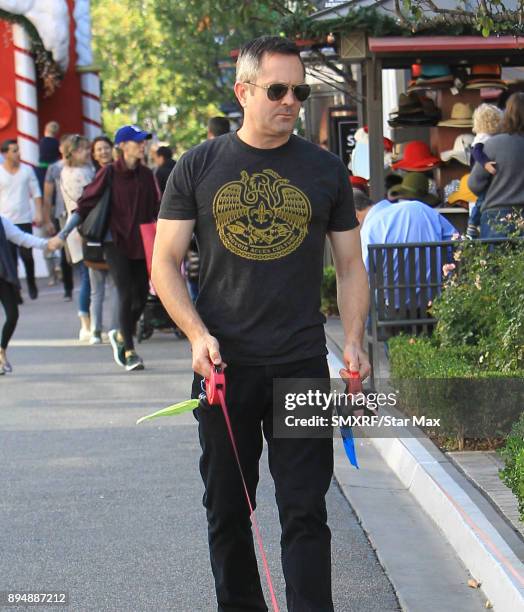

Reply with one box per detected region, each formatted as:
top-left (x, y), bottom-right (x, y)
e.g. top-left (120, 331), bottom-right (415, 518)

top-left (236, 35), bottom-right (305, 83)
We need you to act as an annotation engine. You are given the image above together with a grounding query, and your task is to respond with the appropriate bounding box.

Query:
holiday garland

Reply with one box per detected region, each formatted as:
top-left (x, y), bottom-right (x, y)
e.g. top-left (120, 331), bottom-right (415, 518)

top-left (0, 9), bottom-right (63, 97)
top-left (280, 5), bottom-right (524, 41)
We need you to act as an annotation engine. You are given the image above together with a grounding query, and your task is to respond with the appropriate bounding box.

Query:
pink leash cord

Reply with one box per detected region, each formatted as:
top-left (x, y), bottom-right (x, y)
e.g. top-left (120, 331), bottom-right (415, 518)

top-left (217, 388), bottom-right (280, 612)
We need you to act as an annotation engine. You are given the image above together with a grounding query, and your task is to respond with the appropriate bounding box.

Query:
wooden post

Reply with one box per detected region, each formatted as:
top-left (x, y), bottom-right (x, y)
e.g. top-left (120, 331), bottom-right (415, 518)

top-left (365, 56), bottom-right (384, 203)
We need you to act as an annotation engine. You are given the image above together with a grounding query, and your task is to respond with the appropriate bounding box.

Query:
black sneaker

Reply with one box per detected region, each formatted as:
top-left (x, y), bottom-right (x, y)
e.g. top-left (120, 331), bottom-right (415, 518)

top-left (63, 291), bottom-right (73, 302)
top-left (125, 351), bottom-right (144, 372)
top-left (108, 329), bottom-right (125, 367)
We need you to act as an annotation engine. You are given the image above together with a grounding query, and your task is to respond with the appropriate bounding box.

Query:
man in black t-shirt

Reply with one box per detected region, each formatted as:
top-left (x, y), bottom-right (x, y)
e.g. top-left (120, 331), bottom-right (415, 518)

top-left (153, 36), bottom-right (370, 612)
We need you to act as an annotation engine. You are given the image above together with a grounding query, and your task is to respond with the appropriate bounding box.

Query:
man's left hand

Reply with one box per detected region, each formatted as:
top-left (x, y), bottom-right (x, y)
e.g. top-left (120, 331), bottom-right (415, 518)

top-left (342, 341), bottom-right (371, 380)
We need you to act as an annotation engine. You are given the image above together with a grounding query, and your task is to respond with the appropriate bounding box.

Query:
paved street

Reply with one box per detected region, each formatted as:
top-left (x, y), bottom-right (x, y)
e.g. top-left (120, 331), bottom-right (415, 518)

top-left (0, 281), bottom-right (399, 612)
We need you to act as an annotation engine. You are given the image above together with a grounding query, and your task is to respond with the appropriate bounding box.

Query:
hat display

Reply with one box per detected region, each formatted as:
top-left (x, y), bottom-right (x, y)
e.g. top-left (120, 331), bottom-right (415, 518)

top-left (391, 140), bottom-right (441, 171)
top-left (466, 64), bottom-right (507, 90)
top-left (407, 64), bottom-right (454, 92)
top-left (114, 124), bottom-right (152, 144)
top-left (387, 172), bottom-right (440, 207)
top-left (440, 133), bottom-right (474, 166)
top-left (388, 93), bottom-right (441, 127)
top-left (447, 174), bottom-right (477, 206)
top-left (437, 102), bottom-right (474, 128)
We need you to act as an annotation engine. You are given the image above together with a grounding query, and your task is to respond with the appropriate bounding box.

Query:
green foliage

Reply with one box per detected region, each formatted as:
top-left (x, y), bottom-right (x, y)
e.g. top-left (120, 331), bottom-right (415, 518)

top-left (91, 0), bottom-right (317, 151)
top-left (388, 226), bottom-right (524, 450)
top-left (389, 336), bottom-right (523, 450)
top-left (399, 1), bottom-right (524, 36)
top-left (321, 266), bottom-right (338, 316)
top-left (499, 412), bottom-right (524, 521)
top-left (281, 6), bottom-right (404, 40)
top-left (431, 235), bottom-right (524, 373)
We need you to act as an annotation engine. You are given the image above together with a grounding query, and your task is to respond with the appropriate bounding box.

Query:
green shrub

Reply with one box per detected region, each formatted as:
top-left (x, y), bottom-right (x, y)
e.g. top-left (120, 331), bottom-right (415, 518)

top-left (389, 336), bottom-right (523, 450)
top-left (321, 266), bottom-right (338, 316)
top-left (499, 413), bottom-right (524, 521)
top-left (431, 237), bottom-right (524, 372)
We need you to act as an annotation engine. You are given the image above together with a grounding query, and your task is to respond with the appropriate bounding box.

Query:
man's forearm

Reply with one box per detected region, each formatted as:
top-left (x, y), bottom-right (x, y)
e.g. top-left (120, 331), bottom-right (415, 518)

top-left (152, 258), bottom-right (208, 343)
top-left (336, 263), bottom-right (369, 346)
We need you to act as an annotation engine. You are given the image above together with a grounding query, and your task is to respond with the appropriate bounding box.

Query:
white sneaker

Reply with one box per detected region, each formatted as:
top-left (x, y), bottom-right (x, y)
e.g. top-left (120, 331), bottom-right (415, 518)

top-left (79, 328), bottom-right (91, 342)
top-left (89, 332), bottom-right (102, 345)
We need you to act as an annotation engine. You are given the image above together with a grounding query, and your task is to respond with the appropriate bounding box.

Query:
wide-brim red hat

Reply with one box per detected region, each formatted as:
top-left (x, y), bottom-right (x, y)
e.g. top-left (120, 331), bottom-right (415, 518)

top-left (391, 140), bottom-right (440, 171)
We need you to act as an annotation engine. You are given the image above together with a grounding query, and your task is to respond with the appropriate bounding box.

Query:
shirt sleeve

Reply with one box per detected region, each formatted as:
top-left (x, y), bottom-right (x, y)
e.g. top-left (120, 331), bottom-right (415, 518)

top-left (2, 216), bottom-right (48, 249)
top-left (468, 161), bottom-right (491, 196)
top-left (327, 162), bottom-right (359, 232)
top-left (27, 166), bottom-right (42, 199)
top-left (44, 164), bottom-right (56, 184)
top-left (471, 143), bottom-right (490, 167)
top-left (158, 152), bottom-right (197, 220)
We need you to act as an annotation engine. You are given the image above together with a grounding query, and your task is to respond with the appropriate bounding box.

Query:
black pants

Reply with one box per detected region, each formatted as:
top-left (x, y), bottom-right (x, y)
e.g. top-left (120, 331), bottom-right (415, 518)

top-left (8, 223), bottom-right (35, 289)
top-left (105, 243), bottom-right (148, 351)
top-left (0, 279), bottom-right (19, 349)
top-left (191, 356), bottom-right (334, 612)
top-left (54, 218), bottom-right (73, 294)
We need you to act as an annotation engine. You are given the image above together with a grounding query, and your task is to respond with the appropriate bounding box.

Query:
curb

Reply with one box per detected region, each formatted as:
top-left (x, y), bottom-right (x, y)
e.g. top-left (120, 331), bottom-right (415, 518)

top-left (326, 340), bottom-right (524, 612)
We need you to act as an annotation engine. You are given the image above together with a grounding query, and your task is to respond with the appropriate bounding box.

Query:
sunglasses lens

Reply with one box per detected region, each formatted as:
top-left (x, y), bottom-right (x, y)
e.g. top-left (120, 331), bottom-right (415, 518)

top-left (267, 84), bottom-right (288, 101)
top-left (294, 84), bottom-right (311, 102)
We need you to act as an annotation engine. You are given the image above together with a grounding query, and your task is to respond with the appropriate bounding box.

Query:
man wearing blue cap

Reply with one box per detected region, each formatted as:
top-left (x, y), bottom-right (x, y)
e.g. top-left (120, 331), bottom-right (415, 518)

top-left (59, 125), bottom-right (160, 371)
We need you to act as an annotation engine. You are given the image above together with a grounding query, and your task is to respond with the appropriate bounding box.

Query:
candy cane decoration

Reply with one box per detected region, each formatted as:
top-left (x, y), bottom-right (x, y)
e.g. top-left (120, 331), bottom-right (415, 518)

top-left (12, 23), bottom-right (39, 166)
top-left (73, 0), bottom-right (101, 138)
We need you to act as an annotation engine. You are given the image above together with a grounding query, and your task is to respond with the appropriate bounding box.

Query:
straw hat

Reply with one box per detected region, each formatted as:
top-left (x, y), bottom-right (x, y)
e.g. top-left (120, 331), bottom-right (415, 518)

top-left (438, 103), bottom-right (474, 128)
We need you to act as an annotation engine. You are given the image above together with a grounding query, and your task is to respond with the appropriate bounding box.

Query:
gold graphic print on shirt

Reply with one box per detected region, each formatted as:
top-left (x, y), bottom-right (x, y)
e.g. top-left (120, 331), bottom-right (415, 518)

top-left (213, 169), bottom-right (311, 260)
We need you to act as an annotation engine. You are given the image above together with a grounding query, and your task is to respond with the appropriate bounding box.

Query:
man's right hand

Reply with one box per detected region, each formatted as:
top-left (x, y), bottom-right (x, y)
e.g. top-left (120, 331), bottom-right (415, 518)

top-left (191, 332), bottom-right (226, 379)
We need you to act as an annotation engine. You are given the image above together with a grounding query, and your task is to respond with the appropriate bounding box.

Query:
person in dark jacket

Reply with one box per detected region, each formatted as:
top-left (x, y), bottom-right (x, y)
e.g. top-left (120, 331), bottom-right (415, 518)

top-left (153, 145), bottom-right (176, 195)
top-left (0, 216), bottom-right (63, 373)
top-left (59, 125), bottom-right (160, 371)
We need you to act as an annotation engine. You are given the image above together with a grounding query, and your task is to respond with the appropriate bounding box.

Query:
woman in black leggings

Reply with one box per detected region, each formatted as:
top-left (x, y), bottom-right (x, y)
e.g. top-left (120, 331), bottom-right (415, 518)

top-left (60, 125), bottom-right (159, 372)
top-left (0, 215), bottom-right (63, 373)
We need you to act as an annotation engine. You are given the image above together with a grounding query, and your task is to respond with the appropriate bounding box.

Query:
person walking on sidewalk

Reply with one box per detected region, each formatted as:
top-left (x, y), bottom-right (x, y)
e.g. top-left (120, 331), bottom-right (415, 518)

top-left (59, 135), bottom-right (95, 342)
top-left (86, 135), bottom-right (119, 344)
top-left (0, 140), bottom-right (44, 300)
top-left (153, 145), bottom-right (176, 195)
top-left (44, 134), bottom-right (74, 300)
top-left (152, 36), bottom-right (370, 612)
top-left (62, 125), bottom-right (160, 371)
top-left (0, 215), bottom-right (63, 373)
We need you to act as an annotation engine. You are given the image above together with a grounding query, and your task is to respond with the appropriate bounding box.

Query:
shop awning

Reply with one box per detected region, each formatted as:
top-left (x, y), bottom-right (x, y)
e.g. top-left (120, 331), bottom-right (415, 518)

top-left (368, 35), bottom-right (524, 68)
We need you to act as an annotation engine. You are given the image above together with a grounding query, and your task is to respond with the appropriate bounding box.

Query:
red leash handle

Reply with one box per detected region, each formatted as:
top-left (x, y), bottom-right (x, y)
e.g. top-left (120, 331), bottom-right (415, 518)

top-left (205, 366), bottom-right (225, 406)
top-left (205, 367), bottom-right (279, 612)
top-left (347, 370), bottom-right (363, 395)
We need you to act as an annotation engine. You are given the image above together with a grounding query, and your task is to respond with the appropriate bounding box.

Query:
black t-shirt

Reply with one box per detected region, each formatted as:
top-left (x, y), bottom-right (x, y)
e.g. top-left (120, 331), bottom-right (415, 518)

top-left (159, 132), bottom-right (358, 365)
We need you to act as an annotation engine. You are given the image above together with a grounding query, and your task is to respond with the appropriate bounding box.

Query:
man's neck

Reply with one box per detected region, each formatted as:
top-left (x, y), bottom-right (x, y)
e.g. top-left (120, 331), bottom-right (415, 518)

top-left (2, 160), bottom-right (19, 174)
top-left (237, 126), bottom-right (290, 150)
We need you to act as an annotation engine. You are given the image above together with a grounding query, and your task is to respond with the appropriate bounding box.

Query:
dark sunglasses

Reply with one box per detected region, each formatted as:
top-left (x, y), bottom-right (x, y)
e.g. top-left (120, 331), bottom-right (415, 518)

top-left (245, 81), bottom-right (311, 102)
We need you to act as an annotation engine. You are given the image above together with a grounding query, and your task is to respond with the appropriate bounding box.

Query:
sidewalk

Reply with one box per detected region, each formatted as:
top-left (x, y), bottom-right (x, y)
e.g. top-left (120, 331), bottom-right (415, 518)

top-left (325, 316), bottom-right (524, 612)
top-left (0, 282), bottom-right (399, 611)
